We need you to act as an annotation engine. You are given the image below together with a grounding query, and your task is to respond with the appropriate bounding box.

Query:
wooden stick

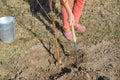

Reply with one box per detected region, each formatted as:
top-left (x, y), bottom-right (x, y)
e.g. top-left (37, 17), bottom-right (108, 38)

top-left (71, 25), bottom-right (77, 43)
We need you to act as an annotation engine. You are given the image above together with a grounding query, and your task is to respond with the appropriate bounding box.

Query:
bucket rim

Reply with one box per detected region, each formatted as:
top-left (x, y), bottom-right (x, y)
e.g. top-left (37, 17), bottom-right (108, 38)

top-left (0, 16), bottom-right (14, 24)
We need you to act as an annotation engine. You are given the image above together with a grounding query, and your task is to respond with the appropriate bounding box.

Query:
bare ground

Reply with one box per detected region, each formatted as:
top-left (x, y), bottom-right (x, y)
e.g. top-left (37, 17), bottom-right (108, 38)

top-left (0, 0), bottom-right (120, 80)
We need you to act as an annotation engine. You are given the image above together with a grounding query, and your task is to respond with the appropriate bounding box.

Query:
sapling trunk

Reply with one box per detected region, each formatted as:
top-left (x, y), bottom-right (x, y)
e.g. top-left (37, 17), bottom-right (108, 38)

top-left (49, 0), bottom-right (61, 64)
top-left (36, 0), bottom-right (61, 64)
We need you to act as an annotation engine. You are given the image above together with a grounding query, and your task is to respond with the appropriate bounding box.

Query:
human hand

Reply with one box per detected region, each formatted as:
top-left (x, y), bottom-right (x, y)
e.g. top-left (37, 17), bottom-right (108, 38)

top-left (68, 13), bottom-right (75, 27)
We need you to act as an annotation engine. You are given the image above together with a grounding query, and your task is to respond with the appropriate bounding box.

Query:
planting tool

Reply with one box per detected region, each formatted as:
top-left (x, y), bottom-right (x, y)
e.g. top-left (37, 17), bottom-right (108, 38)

top-left (71, 25), bottom-right (79, 65)
top-left (71, 25), bottom-right (78, 54)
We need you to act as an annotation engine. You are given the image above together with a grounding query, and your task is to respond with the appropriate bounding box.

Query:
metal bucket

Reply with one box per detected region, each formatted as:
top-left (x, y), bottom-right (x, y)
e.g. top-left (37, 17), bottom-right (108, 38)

top-left (0, 16), bottom-right (15, 43)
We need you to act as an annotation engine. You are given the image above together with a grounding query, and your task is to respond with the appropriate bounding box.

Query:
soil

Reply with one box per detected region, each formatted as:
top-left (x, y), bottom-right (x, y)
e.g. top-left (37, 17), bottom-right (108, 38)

top-left (0, 0), bottom-right (120, 80)
top-left (8, 40), bottom-right (120, 80)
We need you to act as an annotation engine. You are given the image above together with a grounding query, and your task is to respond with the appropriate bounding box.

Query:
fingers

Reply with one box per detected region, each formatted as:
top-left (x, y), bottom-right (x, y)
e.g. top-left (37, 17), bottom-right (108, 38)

top-left (68, 14), bottom-right (75, 26)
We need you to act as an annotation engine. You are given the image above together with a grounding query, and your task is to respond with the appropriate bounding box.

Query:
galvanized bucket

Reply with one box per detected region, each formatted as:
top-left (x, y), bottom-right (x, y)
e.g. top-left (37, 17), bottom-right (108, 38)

top-left (0, 16), bottom-right (15, 43)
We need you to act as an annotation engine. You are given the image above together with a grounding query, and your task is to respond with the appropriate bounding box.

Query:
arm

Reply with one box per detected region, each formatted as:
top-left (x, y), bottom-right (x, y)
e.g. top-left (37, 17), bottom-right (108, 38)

top-left (62, 0), bottom-right (72, 16)
top-left (62, 0), bottom-right (74, 26)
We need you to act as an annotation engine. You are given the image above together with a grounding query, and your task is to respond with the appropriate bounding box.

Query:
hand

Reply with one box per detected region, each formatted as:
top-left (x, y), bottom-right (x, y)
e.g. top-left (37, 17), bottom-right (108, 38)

top-left (68, 13), bottom-right (75, 27)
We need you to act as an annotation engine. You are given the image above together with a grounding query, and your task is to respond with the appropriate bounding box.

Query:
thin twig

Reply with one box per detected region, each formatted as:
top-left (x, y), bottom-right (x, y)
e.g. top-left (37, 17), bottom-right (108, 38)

top-left (36, 0), bottom-right (52, 21)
